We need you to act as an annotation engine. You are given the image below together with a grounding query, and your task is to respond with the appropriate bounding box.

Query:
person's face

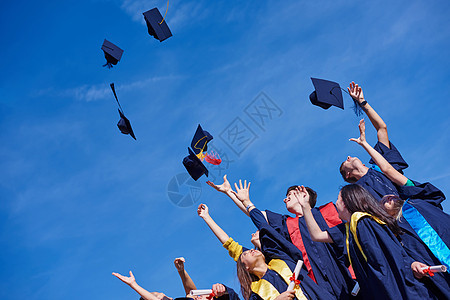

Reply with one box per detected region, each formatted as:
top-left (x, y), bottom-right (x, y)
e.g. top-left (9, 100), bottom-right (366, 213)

top-left (283, 189), bottom-right (303, 214)
top-left (241, 249), bottom-right (264, 271)
top-left (382, 196), bottom-right (399, 216)
top-left (341, 156), bottom-right (364, 179)
top-left (336, 191), bottom-right (350, 222)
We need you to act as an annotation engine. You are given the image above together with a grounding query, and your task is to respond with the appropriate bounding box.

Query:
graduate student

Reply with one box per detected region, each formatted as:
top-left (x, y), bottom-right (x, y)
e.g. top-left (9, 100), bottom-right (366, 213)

top-left (292, 183), bottom-right (437, 299)
top-left (350, 119), bottom-right (450, 298)
top-left (113, 257), bottom-right (239, 300)
top-left (197, 203), bottom-right (334, 300)
top-left (339, 82), bottom-right (409, 201)
top-left (207, 177), bottom-right (354, 299)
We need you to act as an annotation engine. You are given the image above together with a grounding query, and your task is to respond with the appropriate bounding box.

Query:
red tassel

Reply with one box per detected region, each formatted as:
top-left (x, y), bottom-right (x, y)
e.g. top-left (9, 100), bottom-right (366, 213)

top-left (205, 151), bottom-right (222, 165)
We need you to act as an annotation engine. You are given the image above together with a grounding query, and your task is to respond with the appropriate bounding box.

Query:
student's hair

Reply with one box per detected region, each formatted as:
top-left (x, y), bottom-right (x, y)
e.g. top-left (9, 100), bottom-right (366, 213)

top-left (381, 194), bottom-right (405, 220)
top-left (340, 184), bottom-right (401, 236)
top-left (339, 162), bottom-right (357, 183)
top-left (236, 255), bottom-right (259, 300)
top-left (286, 186), bottom-right (317, 208)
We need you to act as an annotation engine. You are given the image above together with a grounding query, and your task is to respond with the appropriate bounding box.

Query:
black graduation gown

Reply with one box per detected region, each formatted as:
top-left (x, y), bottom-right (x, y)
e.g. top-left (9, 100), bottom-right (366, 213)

top-left (263, 209), bottom-right (354, 299)
top-left (328, 216), bottom-right (436, 300)
top-left (357, 141), bottom-right (408, 201)
top-left (249, 208), bottom-right (337, 300)
top-left (397, 180), bottom-right (450, 299)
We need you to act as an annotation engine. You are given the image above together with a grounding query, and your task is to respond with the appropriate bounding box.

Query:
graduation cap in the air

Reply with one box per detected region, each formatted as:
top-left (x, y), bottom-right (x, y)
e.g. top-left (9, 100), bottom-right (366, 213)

top-left (183, 148), bottom-right (209, 181)
top-left (143, 8), bottom-right (172, 42)
top-left (101, 39), bottom-right (124, 68)
top-left (309, 77), bottom-right (364, 115)
top-left (191, 124), bottom-right (213, 156)
top-left (110, 83), bottom-right (136, 140)
top-left (309, 78), bottom-right (344, 110)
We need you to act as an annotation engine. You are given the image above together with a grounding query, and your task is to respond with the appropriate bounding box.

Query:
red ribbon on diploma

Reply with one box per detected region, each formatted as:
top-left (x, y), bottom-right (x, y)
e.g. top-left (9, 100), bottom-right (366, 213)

top-left (423, 267), bottom-right (435, 277)
top-left (289, 273), bottom-right (301, 285)
top-left (206, 292), bottom-right (216, 300)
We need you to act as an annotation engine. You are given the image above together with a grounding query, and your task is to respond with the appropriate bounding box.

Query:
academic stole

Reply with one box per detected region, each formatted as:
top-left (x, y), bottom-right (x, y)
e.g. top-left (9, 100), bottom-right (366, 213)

top-left (251, 259), bottom-right (307, 300)
top-left (402, 201), bottom-right (450, 271)
top-left (345, 212), bottom-right (386, 265)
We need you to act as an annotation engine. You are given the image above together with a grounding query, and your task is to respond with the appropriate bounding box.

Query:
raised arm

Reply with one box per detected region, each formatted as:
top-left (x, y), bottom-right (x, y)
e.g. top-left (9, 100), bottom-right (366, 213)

top-left (350, 119), bottom-right (408, 186)
top-left (207, 175), bottom-right (249, 216)
top-left (197, 204), bottom-right (230, 244)
top-left (174, 257), bottom-right (196, 296)
top-left (112, 271), bottom-right (172, 300)
top-left (348, 82), bottom-right (389, 147)
top-left (295, 186), bottom-right (333, 243)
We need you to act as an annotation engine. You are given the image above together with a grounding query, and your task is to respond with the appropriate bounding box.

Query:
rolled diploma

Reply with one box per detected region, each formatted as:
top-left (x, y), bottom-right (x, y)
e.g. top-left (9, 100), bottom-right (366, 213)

top-left (190, 289), bottom-right (213, 296)
top-left (421, 265), bottom-right (447, 273)
top-left (351, 282), bottom-right (360, 296)
top-left (287, 260), bottom-right (304, 291)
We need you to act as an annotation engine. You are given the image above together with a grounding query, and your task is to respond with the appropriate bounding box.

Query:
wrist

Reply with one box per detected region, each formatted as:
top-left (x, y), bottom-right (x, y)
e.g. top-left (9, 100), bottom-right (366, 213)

top-left (130, 281), bottom-right (139, 289)
top-left (245, 203), bottom-right (255, 211)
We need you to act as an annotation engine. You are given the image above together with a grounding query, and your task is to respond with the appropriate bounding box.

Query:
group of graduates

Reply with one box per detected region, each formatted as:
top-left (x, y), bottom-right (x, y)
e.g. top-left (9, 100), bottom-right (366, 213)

top-left (113, 82), bottom-right (450, 300)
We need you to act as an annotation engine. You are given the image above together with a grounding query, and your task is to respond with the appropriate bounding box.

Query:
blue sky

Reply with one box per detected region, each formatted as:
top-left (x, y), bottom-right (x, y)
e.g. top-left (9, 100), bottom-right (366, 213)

top-left (1, 0), bottom-right (450, 299)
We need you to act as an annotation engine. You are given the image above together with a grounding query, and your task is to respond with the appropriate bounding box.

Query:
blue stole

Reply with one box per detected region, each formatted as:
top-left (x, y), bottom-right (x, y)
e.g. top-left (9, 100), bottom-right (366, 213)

top-left (370, 164), bottom-right (382, 173)
top-left (402, 201), bottom-right (450, 271)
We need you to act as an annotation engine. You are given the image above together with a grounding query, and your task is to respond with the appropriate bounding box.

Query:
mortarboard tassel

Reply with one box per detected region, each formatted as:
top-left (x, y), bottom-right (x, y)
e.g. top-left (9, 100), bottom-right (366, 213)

top-left (204, 150), bottom-right (222, 165)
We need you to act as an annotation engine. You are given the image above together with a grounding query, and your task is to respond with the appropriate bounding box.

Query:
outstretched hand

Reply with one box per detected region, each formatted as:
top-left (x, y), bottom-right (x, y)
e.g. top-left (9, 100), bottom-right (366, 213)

top-left (349, 119), bottom-right (366, 145)
top-left (230, 179), bottom-right (251, 204)
top-left (348, 82), bottom-right (365, 104)
top-left (197, 203), bottom-right (210, 219)
top-left (206, 175), bottom-right (232, 194)
top-left (112, 270), bottom-right (136, 287)
top-left (174, 257), bottom-right (185, 272)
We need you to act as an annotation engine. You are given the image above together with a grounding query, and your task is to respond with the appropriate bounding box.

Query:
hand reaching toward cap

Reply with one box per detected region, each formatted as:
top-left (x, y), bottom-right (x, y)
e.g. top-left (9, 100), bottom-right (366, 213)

top-left (206, 175), bottom-right (232, 194)
top-left (174, 257), bottom-right (185, 272)
top-left (349, 119), bottom-right (367, 146)
top-left (348, 82), bottom-right (365, 104)
top-left (231, 179), bottom-right (252, 206)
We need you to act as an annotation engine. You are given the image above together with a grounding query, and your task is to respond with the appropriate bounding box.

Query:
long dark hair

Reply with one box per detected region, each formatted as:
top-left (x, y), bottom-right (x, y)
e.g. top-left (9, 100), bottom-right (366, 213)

top-left (340, 184), bottom-right (401, 236)
top-left (236, 255), bottom-right (259, 300)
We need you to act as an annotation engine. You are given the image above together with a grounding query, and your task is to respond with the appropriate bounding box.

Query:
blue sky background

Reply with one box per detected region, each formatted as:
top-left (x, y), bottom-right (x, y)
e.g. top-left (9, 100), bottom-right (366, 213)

top-left (1, 0), bottom-right (450, 299)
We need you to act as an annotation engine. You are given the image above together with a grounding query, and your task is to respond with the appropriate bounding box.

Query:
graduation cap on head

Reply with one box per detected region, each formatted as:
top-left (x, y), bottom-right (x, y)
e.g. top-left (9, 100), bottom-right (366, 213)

top-left (110, 83), bottom-right (136, 140)
top-left (183, 148), bottom-right (209, 181)
top-left (101, 39), bottom-right (124, 68)
top-left (191, 124), bottom-right (213, 156)
top-left (309, 78), bottom-right (344, 110)
top-left (143, 7), bottom-right (173, 42)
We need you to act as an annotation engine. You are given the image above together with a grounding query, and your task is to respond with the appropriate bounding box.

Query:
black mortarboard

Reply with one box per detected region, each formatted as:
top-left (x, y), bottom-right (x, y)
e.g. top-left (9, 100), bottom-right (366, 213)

top-left (183, 148), bottom-right (209, 181)
top-left (191, 124), bottom-right (213, 155)
top-left (110, 83), bottom-right (136, 140)
top-left (309, 78), bottom-right (344, 110)
top-left (143, 8), bottom-right (172, 42)
top-left (101, 39), bottom-right (124, 68)
top-left (117, 109), bottom-right (136, 140)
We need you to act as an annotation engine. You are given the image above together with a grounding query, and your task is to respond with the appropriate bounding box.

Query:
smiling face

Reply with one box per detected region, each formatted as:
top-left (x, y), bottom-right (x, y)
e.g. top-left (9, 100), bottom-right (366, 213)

top-left (240, 249), bottom-right (265, 271)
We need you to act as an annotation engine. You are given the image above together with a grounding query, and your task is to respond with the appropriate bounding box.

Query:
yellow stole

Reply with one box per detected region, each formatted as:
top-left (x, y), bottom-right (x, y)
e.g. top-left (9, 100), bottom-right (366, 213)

top-left (251, 259), bottom-right (307, 300)
top-left (345, 212), bottom-right (386, 265)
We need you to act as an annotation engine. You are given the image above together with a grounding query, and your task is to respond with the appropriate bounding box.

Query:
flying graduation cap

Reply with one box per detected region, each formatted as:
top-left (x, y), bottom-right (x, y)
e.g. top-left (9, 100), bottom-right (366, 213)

top-left (183, 148), bottom-right (209, 181)
top-left (191, 124), bottom-right (213, 156)
top-left (101, 39), bottom-right (124, 68)
top-left (110, 83), bottom-right (136, 140)
top-left (309, 77), bottom-right (364, 115)
top-left (143, 7), bottom-right (172, 42)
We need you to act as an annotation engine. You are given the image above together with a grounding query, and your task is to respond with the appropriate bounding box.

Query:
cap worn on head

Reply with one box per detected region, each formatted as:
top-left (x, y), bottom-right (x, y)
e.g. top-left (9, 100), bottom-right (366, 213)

top-left (191, 124), bottom-right (213, 155)
top-left (183, 148), bottom-right (209, 181)
top-left (309, 78), bottom-right (344, 110)
top-left (101, 39), bottom-right (124, 68)
top-left (143, 8), bottom-right (172, 42)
